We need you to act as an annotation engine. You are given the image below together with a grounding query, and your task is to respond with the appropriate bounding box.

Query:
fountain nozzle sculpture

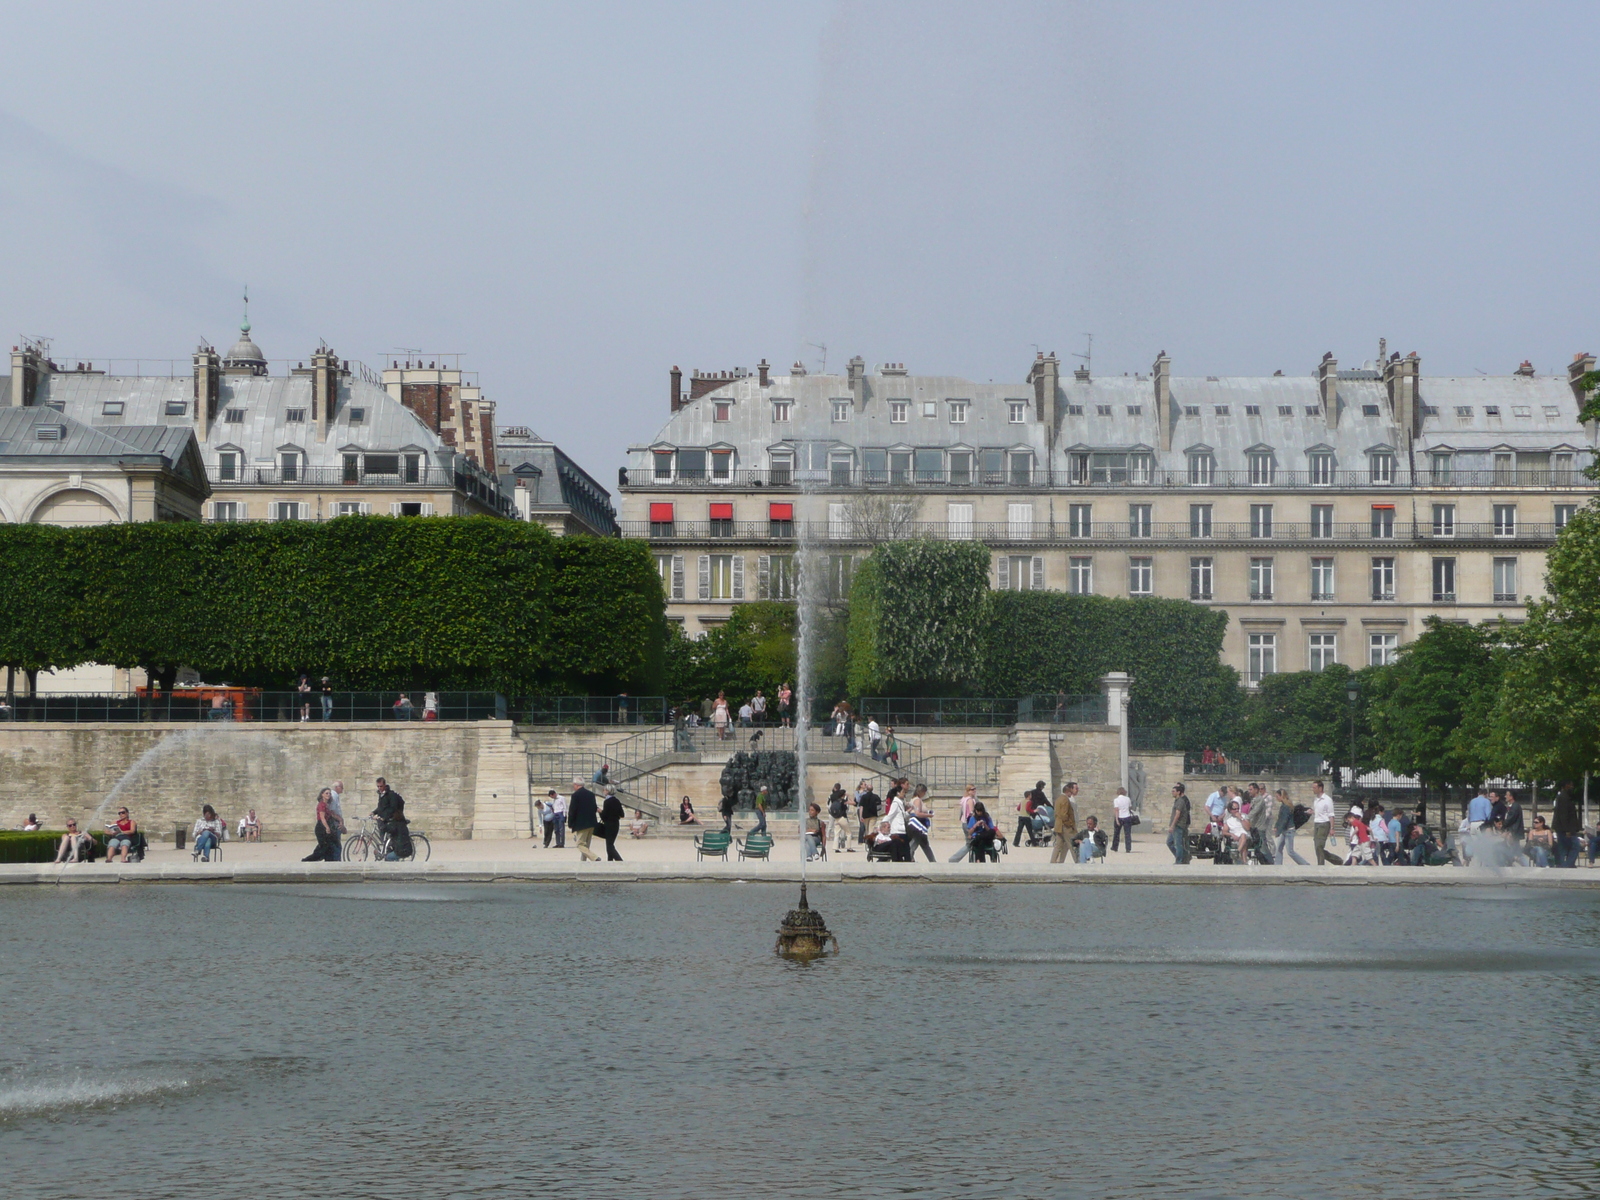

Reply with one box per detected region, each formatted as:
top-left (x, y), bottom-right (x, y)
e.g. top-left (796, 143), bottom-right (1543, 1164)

top-left (775, 883), bottom-right (838, 960)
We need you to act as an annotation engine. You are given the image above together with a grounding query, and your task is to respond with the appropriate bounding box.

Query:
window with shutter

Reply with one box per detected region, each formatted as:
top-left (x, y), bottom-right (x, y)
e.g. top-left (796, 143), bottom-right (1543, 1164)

top-left (390, 502), bottom-right (403, 516)
top-left (758, 555), bottom-right (770, 598)
top-left (828, 502), bottom-right (851, 540)
top-left (670, 556), bottom-right (684, 600)
top-left (947, 502), bottom-right (973, 540)
top-left (1031, 557), bottom-right (1045, 589)
top-left (997, 555), bottom-right (1010, 590)
top-left (698, 555), bottom-right (711, 600)
top-left (732, 556), bottom-right (744, 599)
top-left (420, 503), bottom-right (434, 516)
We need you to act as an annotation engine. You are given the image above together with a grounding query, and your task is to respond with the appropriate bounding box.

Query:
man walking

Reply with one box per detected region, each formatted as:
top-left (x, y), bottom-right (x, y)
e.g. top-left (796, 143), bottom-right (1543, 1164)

top-left (1166, 783), bottom-right (1191, 865)
top-left (1553, 782), bottom-right (1582, 868)
top-left (1274, 789), bottom-right (1309, 865)
top-left (827, 783), bottom-right (853, 853)
top-left (1310, 780), bottom-right (1342, 865)
top-left (1248, 785), bottom-right (1276, 865)
top-left (857, 781), bottom-right (881, 845)
top-left (568, 777), bottom-right (601, 862)
top-left (550, 787), bottom-right (568, 847)
top-left (540, 789), bottom-right (559, 847)
top-left (1111, 786), bottom-right (1135, 852)
top-left (1051, 782), bottom-right (1080, 864)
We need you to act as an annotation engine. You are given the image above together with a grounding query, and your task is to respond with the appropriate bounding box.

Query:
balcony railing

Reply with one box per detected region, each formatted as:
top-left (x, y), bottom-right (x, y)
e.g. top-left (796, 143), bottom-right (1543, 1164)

top-left (212, 466), bottom-right (459, 487)
top-left (621, 519), bottom-right (1564, 545)
top-left (623, 467), bottom-right (1594, 491)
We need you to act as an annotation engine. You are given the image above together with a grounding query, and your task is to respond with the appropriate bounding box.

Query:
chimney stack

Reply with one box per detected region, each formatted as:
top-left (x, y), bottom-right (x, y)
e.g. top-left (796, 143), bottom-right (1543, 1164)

top-left (9, 343), bottom-right (48, 408)
top-left (790, 360), bottom-right (807, 377)
top-left (847, 355), bottom-right (866, 409)
top-left (670, 365), bottom-right (683, 413)
top-left (312, 346), bottom-right (338, 443)
top-left (1151, 351), bottom-right (1172, 450)
top-left (1515, 360), bottom-right (1535, 377)
top-left (1317, 353), bottom-right (1338, 430)
top-left (192, 344), bottom-right (221, 440)
top-left (1384, 352), bottom-right (1421, 444)
top-left (1569, 352), bottom-right (1597, 415)
top-left (1027, 350), bottom-right (1060, 446)
top-left (757, 359), bottom-right (770, 387)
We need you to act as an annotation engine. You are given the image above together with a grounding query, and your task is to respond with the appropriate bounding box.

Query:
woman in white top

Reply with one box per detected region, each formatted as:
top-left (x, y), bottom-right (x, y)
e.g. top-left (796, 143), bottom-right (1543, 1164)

top-left (192, 805), bottom-right (227, 862)
top-left (712, 692), bottom-right (730, 740)
top-left (423, 692), bottom-right (440, 721)
top-left (1111, 787), bottom-right (1136, 853)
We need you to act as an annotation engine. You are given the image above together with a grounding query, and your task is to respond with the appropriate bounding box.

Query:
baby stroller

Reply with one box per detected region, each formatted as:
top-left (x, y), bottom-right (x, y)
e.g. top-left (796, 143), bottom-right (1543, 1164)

top-left (1024, 803), bottom-right (1055, 847)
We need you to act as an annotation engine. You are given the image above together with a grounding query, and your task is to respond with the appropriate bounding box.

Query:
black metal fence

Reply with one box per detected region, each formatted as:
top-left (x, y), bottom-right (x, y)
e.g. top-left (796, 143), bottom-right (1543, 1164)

top-left (512, 697), bottom-right (669, 725)
top-left (0, 691), bottom-right (506, 723)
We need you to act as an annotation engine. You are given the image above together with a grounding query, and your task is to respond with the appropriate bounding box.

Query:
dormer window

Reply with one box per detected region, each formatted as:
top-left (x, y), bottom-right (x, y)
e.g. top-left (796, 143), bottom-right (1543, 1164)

top-left (1278, 406), bottom-right (1293, 416)
top-left (1369, 452), bottom-right (1395, 485)
top-left (1127, 405), bottom-right (1142, 415)
top-left (1513, 406), bottom-right (1532, 418)
top-left (1244, 405), bottom-right (1261, 416)
top-left (217, 451), bottom-right (239, 482)
top-left (1095, 405), bottom-right (1112, 417)
top-left (1214, 406), bottom-right (1230, 417)
top-left (1247, 451), bottom-right (1275, 485)
top-left (949, 401), bottom-right (968, 424)
top-left (285, 408), bottom-right (306, 423)
top-left (832, 400), bottom-right (850, 423)
top-left (712, 450), bottom-right (733, 481)
top-left (1308, 452), bottom-right (1334, 486)
top-left (225, 409), bottom-right (245, 424)
top-left (280, 451), bottom-right (301, 482)
top-left (1187, 452), bottom-right (1215, 485)
top-left (890, 401), bottom-right (909, 423)
top-left (1484, 406), bottom-right (1500, 417)
top-left (771, 400), bottom-right (792, 423)
top-left (1184, 406), bottom-right (1200, 417)
top-left (713, 401), bottom-right (732, 422)
top-left (1009, 401), bottom-right (1028, 423)
top-left (348, 407), bottom-right (366, 424)
top-left (653, 450), bottom-right (674, 481)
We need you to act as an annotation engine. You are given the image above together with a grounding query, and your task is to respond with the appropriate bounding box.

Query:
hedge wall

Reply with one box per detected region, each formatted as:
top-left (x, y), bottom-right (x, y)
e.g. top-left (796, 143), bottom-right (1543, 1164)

top-left (0, 831), bottom-right (107, 863)
top-left (846, 540), bottom-right (989, 695)
top-left (0, 518), bottom-right (666, 694)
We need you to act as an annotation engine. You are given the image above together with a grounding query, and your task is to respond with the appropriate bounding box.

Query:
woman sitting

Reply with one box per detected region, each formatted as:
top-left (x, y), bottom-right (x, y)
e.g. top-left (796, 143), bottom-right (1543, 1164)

top-left (53, 819), bottom-right (94, 863)
top-left (678, 796), bottom-right (698, 825)
top-left (237, 809), bottom-right (262, 841)
top-left (104, 808), bottom-right (138, 864)
top-left (966, 802), bottom-right (1003, 863)
top-left (629, 810), bottom-right (650, 838)
top-left (1527, 815), bottom-right (1555, 867)
top-left (22, 813), bottom-right (40, 831)
top-left (192, 805), bottom-right (226, 862)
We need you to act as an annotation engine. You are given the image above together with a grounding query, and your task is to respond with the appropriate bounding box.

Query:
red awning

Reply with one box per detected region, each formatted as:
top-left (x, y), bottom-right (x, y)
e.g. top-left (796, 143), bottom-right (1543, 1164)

top-left (769, 503), bottom-right (793, 520)
top-left (1371, 504), bottom-right (1395, 510)
top-left (709, 503), bottom-right (734, 520)
top-left (649, 503), bottom-right (674, 522)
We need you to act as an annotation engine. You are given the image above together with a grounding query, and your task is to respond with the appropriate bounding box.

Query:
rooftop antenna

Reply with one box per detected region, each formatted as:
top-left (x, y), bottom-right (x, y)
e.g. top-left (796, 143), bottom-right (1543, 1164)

top-left (805, 342), bottom-right (828, 375)
top-left (1072, 333), bottom-right (1093, 376)
top-left (241, 284), bottom-right (250, 334)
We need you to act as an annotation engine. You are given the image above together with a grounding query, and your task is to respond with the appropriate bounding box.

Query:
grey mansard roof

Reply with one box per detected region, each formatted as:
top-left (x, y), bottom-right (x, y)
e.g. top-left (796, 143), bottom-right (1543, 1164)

top-left (0, 405), bottom-right (206, 483)
top-left (29, 371), bottom-right (458, 471)
top-left (629, 365), bottom-right (1597, 474)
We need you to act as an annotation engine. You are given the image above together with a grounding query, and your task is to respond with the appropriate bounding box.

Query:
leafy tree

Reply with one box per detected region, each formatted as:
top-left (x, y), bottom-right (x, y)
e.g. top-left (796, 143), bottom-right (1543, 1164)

top-left (1238, 663), bottom-right (1380, 776)
top-left (1365, 617), bottom-right (1505, 788)
top-left (663, 602), bottom-right (796, 704)
top-left (846, 540), bottom-right (992, 694)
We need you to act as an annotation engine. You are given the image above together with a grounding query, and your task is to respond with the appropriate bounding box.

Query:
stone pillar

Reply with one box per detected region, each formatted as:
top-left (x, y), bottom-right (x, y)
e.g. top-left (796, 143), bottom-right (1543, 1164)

top-left (1099, 672), bottom-right (1132, 800)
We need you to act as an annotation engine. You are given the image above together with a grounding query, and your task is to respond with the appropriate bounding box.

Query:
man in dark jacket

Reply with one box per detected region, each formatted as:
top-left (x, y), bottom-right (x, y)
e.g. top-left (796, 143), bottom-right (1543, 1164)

top-left (857, 784), bottom-right (881, 844)
top-left (1552, 783), bottom-right (1581, 868)
top-left (372, 777), bottom-right (411, 858)
top-left (568, 778), bottom-right (601, 862)
top-left (599, 786), bottom-right (625, 861)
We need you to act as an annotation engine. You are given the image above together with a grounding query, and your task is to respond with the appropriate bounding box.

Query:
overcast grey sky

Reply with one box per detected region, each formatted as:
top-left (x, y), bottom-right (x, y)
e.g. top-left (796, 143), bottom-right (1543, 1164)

top-left (1, 1), bottom-right (1596, 482)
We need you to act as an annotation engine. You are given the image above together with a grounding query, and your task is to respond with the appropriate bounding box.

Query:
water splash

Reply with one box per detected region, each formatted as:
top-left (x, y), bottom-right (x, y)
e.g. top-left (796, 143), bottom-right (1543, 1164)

top-left (91, 725), bottom-right (283, 825)
top-left (0, 1072), bottom-right (196, 1120)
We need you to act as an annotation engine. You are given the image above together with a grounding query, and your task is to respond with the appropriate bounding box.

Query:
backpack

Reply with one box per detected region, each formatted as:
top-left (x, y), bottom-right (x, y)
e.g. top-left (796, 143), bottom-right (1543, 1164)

top-left (828, 793), bottom-right (847, 819)
top-left (1292, 804), bottom-right (1311, 829)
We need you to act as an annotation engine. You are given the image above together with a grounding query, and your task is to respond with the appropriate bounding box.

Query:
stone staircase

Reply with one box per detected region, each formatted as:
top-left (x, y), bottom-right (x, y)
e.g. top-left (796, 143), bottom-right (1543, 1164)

top-left (470, 721), bottom-right (533, 839)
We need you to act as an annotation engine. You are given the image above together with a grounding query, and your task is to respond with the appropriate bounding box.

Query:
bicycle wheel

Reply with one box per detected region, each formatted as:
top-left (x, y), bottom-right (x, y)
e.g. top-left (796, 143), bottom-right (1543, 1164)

top-left (410, 833), bottom-right (430, 862)
top-left (343, 833), bottom-right (369, 862)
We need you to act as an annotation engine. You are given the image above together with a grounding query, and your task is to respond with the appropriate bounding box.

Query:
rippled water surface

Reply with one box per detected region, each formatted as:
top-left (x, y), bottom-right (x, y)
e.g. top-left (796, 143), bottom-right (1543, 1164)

top-left (5, 883), bottom-right (1600, 1199)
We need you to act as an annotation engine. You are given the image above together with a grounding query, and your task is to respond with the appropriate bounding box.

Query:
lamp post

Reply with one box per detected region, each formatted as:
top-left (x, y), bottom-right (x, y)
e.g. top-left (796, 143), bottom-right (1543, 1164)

top-left (1346, 677), bottom-right (1360, 795)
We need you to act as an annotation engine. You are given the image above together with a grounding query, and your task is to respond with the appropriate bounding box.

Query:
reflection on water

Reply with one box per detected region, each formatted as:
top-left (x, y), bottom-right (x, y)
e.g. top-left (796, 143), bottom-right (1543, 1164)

top-left (4, 883), bottom-right (1600, 1200)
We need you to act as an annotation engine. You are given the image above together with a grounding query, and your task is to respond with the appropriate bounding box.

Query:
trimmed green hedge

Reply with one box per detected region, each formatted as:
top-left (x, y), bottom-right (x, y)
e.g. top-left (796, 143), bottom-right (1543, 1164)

top-left (0, 830), bottom-right (107, 863)
top-left (0, 518), bottom-right (666, 694)
top-left (847, 541), bottom-right (989, 695)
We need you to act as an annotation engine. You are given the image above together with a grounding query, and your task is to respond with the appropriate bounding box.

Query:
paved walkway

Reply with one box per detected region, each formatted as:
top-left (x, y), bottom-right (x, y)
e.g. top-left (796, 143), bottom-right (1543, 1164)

top-left (7, 829), bottom-right (1600, 886)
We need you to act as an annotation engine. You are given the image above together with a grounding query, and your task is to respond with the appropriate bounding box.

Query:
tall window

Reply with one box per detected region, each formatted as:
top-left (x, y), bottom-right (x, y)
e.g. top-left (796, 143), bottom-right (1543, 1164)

top-left (1249, 557), bottom-right (1274, 600)
top-left (709, 503), bottom-right (733, 537)
top-left (948, 451), bottom-right (972, 485)
top-left (1069, 453), bottom-right (1091, 485)
top-left (1494, 504), bottom-right (1517, 537)
top-left (273, 501), bottom-right (302, 521)
top-left (1001, 555), bottom-right (1044, 591)
top-left (218, 451), bottom-right (239, 482)
top-left (1250, 504), bottom-right (1273, 538)
top-left (1247, 451), bottom-right (1275, 485)
top-left (1369, 452), bottom-right (1395, 484)
top-left (712, 450), bottom-right (732, 481)
top-left (1311, 557), bottom-right (1335, 601)
top-left (1431, 557), bottom-right (1456, 602)
top-left (1556, 503), bottom-right (1577, 531)
top-left (704, 554), bottom-right (742, 600)
top-left (1189, 504), bottom-right (1213, 538)
top-left (1128, 504), bottom-right (1152, 538)
top-left (1494, 452), bottom-right (1514, 483)
top-left (769, 453), bottom-right (792, 486)
top-left (1432, 504), bottom-right (1455, 537)
top-left (768, 503), bottom-right (793, 538)
top-left (1248, 633), bottom-right (1277, 682)
top-left (1493, 557), bottom-right (1518, 603)
top-left (762, 555), bottom-right (796, 600)
top-left (1371, 557), bottom-right (1396, 600)
top-left (1554, 452), bottom-right (1575, 483)
top-left (829, 454), bottom-right (852, 487)
top-left (1187, 452), bottom-right (1215, 485)
top-left (1430, 451), bottom-right (1452, 483)
top-left (656, 554), bottom-right (685, 600)
top-left (678, 449), bottom-right (707, 480)
top-left (1190, 557), bottom-right (1213, 600)
top-left (1370, 505), bottom-right (1395, 538)
top-left (1310, 504), bottom-right (1334, 538)
top-left (1069, 557), bottom-right (1093, 594)
top-left (279, 451), bottom-right (300, 482)
top-left (212, 501), bottom-right (239, 522)
top-left (1069, 504), bottom-right (1092, 538)
top-left (1308, 633), bottom-right (1337, 672)
top-left (1369, 632), bottom-right (1398, 666)
top-left (946, 502), bottom-right (974, 540)
top-left (1128, 557), bottom-right (1153, 596)
top-left (1129, 454), bottom-right (1154, 484)
top-left (1007, 503), bottom-right (1034, 540)
top-left (889, 400), bottom-right (908, 423)
top-left (888, 451), bottom-right (912, 485)
top-left (1008, 401), bottom-right (1027, 424)
top-left (648, 502), bottom-right (675, 537)
top-left (825, 555), bottom-right (853, 600)
top-left (1009, 452), bottom-right (1033, 485)
top-left (827, 502), bottom-right (851, 540)
top-left (1309, 452), bottom-right (1334, 486)
top-left (915, 448), bottom-right (943, 483)
top-left (832, 399), bottom-right (850, 423)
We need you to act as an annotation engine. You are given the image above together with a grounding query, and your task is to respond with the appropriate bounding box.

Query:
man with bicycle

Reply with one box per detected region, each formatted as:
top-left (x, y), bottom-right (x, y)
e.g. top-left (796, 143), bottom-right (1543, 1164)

top-left (373, 777), bottom-right (411, 859)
